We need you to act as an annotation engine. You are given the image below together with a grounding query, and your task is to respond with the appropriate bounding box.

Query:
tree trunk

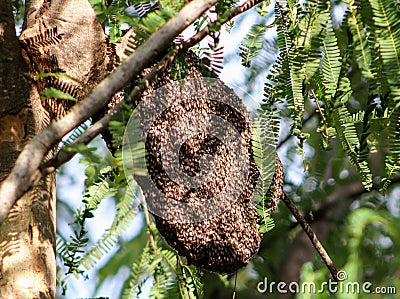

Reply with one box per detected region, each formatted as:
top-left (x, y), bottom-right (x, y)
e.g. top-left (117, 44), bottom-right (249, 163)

top-left (0, 0), bottom-right (108, 297)
top-left (0, 1), bottom-right (56, 298)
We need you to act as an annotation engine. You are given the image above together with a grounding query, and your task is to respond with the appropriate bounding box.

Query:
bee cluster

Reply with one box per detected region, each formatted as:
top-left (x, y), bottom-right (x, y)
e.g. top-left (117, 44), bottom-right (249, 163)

top-left (115, 51), bottom-right (284, 274)
top-left (135, 53), bottom-right (268, 274)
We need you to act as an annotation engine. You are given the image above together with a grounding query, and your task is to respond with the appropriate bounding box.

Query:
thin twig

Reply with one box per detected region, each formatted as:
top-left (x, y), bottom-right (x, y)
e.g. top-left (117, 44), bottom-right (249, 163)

top-left (310, 89), bottom-right (326, 125)
top-left (140, 188), bottom-right (158, 252)
top-left (277, 112), bottom-right (316, 149)
top-left (281, 193), bottom-right (339, 282)
top-left (232, 271), bottom-right (237, 299)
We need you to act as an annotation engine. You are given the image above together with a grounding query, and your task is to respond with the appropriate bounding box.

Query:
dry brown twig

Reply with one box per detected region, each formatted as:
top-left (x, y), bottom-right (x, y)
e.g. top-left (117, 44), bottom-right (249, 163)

top-left (281, 193), bottom-right (339, 281)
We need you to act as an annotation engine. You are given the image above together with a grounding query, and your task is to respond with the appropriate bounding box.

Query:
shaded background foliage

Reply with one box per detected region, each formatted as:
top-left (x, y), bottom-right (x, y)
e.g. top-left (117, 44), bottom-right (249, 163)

top-left (12, 0), bottom-right (400, 298)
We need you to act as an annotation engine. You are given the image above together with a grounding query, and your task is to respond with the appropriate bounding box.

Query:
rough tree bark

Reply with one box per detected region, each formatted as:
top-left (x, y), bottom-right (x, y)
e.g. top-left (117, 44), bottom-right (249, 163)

top-left (0, 0), bottom-right (108, 297)
top-left (0, 1), bottom-right (57, 298)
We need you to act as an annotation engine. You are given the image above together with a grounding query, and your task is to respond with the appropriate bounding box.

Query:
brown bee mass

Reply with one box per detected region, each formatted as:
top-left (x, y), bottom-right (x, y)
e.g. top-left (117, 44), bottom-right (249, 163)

top-left (132, 52), bottom-right (284, 274)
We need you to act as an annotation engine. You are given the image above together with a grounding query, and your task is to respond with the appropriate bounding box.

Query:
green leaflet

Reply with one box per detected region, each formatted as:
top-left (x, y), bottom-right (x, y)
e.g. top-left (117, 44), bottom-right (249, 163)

top-left (121, 239), bottom-right (162, 299)
top-left (252, 109), bottom-right (280, 233)
top-left (279, 0), bottom-right (331, 136)
top-left (239, 24), bottom-right (268, 68)
top-left (382, 108), bottom-right (400, 190)
top-left (344, 0), bottom-right (374, 78)
top-left (121, 232), bottom-right (204, 299)
top-left (333, 106), bottom-right (373, 190)
top-left (299, 1), bottom-right (328, 83)
top-left (41, 87), bottom-right (77, 101)
top-left (367, 0), bottom-right (400, 86)
top-left (270, 0), bottom-right (400, 189)
top-left (57, 167), bottom-right (119, 279)
top-left (79, 187), bottom-right (138, 270)
top-left (322, 20), bottom-right (342, 104)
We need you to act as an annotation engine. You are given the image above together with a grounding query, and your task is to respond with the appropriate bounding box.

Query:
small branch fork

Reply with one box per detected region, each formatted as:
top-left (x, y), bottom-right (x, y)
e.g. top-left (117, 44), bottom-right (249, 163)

top-left (281, 193), bottom-right (339, 282)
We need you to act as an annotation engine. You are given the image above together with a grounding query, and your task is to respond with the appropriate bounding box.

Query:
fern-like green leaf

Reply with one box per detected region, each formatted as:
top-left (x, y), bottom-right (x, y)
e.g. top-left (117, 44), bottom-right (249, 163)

top-left (82, 166), bottom-right (118, 210)
top-left (80, 187), bottom-right (138, 270)
top-left (382, 108), bottom-right (400, 190)
top-left (367, 0), bottom-right (400, 103)
top-left (322, 20), bottom-right (342, 104)
top-left (121, 239), bottom-right (163, 299)
top-left (298, 0), bottom-right (328, 83)
top-left (333, 106), bottom-right (373, 189)
top-left (252, 109), bottom-right (279, 233)
top-left (368, 0), bottom-right (400, 79)
top-left (239, 24), bottom-right (267, 68)
top-left (157, 246), bottom-right (203, 298)
top-left (122, 232), bottom-right (203, 299)
top-left (344, 0), bottom-right (374, 78)
top-left (286, 0), bottom-right (329, 135)
top-left (41, 87), bottom-right (77, 101)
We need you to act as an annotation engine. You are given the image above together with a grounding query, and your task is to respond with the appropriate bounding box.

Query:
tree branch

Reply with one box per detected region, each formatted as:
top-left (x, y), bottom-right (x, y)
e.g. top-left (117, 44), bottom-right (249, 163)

top-left (279, 171), bottom-right (400, 287)
top-left (289, 173), bottom-right (400, 229)
top-left (39, 0), bottom-right (264, 178)
top-left (281, 193), bottom-right (339, 281)
top-left (0, 0), bottom-right (220, 223)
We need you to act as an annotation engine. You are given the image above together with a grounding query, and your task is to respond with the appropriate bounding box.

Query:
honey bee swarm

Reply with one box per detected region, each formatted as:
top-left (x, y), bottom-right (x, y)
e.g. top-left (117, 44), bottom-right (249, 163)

top-left (134, 52), bottom-right (283, 274)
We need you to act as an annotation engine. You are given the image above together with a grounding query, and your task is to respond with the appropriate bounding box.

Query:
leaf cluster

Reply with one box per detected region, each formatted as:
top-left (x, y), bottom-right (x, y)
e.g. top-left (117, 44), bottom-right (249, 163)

top-left (255, 0), bottom-right (400, 191)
